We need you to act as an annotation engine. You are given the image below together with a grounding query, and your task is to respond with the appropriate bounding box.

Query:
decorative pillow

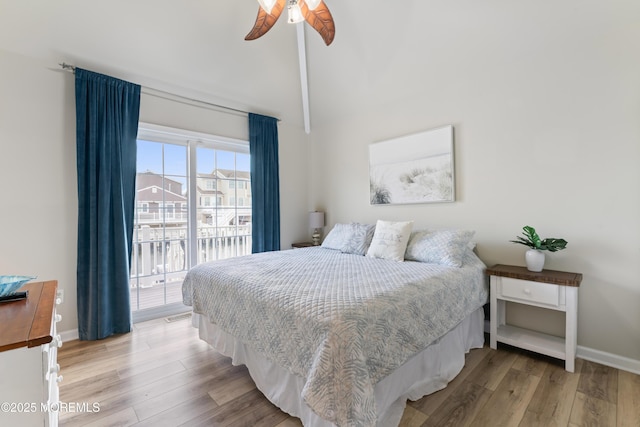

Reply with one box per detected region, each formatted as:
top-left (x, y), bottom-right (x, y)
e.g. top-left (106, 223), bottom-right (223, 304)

top-left (321, 223), bottom-right (351, 250)
top-left (366, 220), bottom-right (414, 262)
top-left (341, 223), bottom-right (376, 256)
top-left (405, 229), bottom-right (476, 267)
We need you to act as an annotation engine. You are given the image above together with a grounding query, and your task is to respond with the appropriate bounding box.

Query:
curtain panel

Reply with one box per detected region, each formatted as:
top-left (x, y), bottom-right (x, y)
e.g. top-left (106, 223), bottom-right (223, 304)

top-left (249, 113), bottom-right (281, 253)
top-left (75, 68), bottom-right (141, 340)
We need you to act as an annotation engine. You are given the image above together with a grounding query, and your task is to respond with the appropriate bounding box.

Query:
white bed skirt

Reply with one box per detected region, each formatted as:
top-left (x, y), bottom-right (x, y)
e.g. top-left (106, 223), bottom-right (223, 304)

top-left (192, 307), bottom-right (485, 427)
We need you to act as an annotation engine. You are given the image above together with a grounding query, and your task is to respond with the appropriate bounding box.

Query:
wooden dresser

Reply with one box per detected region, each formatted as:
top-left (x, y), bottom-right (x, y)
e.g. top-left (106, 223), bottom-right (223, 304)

top-left (0, 280), bottom-right (62, 427)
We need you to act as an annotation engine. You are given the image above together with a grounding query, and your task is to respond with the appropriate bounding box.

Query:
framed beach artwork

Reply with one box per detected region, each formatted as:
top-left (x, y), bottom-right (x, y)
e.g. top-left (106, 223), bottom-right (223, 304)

top-left (369, 125), bottom-right (455, 205)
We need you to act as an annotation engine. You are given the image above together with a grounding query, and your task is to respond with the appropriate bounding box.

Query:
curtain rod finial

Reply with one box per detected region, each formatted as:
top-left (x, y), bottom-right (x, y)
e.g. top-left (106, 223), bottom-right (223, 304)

top-left (60, 62), bottom-right (76, 72)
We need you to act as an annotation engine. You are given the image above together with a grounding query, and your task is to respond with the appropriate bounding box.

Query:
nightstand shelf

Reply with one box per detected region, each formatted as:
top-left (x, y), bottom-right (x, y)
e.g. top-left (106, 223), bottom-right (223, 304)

top-left (495, 324), bottom-right (566, 360)
top-left (487, 264), bottom-right (582, 372)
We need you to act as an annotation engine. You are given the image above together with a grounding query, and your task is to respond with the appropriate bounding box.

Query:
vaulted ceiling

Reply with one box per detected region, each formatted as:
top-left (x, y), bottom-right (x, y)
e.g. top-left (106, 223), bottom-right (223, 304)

top-left (0, 1), bottom-right (457, 128)
top-left (0, 1), bottom-right (625, 131)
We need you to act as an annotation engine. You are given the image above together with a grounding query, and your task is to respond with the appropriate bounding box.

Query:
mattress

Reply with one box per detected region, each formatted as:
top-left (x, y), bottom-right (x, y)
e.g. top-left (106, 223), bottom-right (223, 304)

top-left (182, 247), bottom-right (488, 426)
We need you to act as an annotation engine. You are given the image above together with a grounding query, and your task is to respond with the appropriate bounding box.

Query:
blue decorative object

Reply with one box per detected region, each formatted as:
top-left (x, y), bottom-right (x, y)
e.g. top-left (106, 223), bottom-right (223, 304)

top-left (0, 275), bottom-right (36, 297)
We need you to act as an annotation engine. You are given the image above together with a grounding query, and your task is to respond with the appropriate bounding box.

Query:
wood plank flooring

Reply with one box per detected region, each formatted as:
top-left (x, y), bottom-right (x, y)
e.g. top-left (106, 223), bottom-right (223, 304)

top-left (58, 316), bottom-right (640, 427)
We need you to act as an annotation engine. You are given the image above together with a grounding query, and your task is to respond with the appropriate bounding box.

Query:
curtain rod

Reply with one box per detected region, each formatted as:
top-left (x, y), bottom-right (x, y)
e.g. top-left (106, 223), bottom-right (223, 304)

top-left (59, 62), bottom-right (280, 121)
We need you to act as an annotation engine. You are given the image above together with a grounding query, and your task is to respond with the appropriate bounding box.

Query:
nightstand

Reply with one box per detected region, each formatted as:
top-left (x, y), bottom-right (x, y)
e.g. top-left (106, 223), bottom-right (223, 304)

top-left (292, 242), bottom-right (315, 248)
top-left (486, 264), bottom-right (582, 372)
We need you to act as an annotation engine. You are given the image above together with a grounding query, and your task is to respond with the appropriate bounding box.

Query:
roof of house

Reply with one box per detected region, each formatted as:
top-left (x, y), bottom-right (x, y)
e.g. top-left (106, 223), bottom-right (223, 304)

top-left (137, 186), bottom-right (186, 203)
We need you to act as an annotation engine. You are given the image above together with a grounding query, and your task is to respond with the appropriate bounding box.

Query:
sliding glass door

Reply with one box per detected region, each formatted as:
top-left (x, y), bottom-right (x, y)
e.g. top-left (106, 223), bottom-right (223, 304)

top-left (130, 124), bottom-right (251, 321)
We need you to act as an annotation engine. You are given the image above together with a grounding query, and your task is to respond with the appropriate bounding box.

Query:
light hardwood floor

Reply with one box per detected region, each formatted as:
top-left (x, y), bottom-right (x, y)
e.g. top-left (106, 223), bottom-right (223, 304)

top-left (58, 315), bottom-right (640, 427)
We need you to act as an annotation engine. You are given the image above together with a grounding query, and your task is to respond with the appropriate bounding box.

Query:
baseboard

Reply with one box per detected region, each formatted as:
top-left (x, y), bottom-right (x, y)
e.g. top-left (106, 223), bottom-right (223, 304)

top-left (483, 320), bottom-right (639, 374)
top-left (577, 345), bottom-right (640, 375)
top-left (60, 328), bottom-right (79, 342)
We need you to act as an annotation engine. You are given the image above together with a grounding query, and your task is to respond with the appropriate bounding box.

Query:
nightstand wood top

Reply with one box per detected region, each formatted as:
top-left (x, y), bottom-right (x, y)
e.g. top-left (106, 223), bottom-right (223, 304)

top-left (292, 242), bottom-right (315, 248)
top-left (486, 264), bottom-right (582, 287)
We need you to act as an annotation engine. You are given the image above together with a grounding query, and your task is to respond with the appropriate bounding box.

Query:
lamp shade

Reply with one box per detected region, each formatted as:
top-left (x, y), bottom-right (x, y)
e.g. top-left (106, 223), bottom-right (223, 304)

top-left (309, 211), bottom-right (325, 229)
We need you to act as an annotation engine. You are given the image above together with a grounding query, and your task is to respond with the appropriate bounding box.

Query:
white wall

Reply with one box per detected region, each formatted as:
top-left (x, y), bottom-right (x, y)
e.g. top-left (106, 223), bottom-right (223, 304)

top-left (0, 50), bottom-right (77, 333)
top-left (309, 5), bottom-right (640, 364)
top-left (0, 49), bottom-right (310, 334)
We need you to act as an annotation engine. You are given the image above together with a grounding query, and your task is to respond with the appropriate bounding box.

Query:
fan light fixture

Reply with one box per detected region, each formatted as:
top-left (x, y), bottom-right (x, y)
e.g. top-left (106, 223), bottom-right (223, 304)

top-left (287, 2), bottom-right (304, 24)
top-left (246, 0), bottom-right (335, 46)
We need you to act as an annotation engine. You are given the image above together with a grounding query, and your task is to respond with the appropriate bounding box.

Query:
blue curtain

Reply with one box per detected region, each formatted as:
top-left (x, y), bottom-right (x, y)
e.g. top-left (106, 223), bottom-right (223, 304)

top-left (249, 113), bottom-right (281, 253)
top-left (75, 68), bottom-right (141, 340)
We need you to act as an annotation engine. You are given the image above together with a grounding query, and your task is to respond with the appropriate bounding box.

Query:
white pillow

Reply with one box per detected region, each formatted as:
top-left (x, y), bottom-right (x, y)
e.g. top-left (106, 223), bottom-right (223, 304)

top-left (405, 229), bottom-right (475, 267)
top-left (366, 220), bottom-right (414, 262)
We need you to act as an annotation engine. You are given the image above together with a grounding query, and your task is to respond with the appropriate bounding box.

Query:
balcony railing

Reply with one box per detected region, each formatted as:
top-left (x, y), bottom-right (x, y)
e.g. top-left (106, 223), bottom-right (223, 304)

top-left (136, 211), bottom-right (188, 224)
top-left (129, 224), bottom-right (252, 311)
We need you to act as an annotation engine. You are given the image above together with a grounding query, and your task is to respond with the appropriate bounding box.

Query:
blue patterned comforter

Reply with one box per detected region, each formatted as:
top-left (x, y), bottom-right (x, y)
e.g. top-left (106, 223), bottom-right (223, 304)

top-left (182, 247), bottom-right (488, 427)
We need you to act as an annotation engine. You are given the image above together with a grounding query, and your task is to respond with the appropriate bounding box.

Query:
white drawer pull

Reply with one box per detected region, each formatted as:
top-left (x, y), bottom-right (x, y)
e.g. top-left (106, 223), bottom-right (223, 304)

top-left (50, 364), bottom-right (60, 375)
top-left (55, 314), bottom-right (62, 323)
top-left (56, 375), bottom-right (63, 384)
top-left (51, 336), bottom-right (63, 348)
top-left (56, 298), bottom-right (62, 305)
top-left (523, 288), bottom-right (531, 295)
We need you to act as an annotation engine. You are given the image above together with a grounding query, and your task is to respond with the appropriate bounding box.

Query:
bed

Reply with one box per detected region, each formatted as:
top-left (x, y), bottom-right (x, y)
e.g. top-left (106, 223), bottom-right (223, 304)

top-left (182, 224), bottom-right (488, 427)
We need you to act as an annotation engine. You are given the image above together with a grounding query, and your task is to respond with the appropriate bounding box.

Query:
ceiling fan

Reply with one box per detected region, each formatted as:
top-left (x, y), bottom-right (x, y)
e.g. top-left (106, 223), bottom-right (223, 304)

top-left (244, 0), bottom-right (335, 134)
top-left (245, 0), bottom-right (335, 46)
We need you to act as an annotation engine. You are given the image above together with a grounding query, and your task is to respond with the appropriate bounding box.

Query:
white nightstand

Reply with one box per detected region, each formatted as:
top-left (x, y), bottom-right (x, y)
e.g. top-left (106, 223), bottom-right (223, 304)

top-left (487, 264), bottom-right (582, 372)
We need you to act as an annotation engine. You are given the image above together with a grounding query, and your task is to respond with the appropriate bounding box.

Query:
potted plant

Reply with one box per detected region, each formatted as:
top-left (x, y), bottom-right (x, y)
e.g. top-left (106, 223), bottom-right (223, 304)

top-left (510, 225), bottom-right (568, 272)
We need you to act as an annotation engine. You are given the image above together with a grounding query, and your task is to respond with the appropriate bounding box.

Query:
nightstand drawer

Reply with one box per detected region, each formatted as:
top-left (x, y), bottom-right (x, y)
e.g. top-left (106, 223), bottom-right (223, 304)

top-left (498, 277), bottom-right (560, 307)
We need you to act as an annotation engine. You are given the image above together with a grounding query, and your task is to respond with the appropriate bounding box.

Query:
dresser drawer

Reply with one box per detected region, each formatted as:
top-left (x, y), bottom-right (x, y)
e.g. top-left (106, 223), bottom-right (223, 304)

top-left (498, 277), bottom-right (560, 307)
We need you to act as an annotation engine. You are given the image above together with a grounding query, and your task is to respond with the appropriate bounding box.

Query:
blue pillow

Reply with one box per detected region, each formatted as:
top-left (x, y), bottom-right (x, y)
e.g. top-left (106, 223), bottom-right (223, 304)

top-left (404, 229), bottom-right (475, 267)
top-left (341, 223), bottom-right (376, 256)
top-left (321, 223), bottom-right (352, 250)
top-left (321, 223), bottom-right (376, 255)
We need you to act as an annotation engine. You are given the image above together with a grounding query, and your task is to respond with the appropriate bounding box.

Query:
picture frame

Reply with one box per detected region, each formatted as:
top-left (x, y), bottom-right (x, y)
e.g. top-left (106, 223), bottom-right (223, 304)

top-left (369, 125), bottom-right (455, 205)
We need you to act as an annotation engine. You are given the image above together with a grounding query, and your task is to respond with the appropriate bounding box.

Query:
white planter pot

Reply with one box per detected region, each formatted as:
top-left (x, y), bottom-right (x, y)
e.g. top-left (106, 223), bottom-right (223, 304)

top-left (525, 249), bottom-right (545, 272)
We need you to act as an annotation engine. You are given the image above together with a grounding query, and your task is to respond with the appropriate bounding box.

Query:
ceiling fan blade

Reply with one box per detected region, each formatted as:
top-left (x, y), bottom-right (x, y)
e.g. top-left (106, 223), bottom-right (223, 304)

top-left (245, 0), bottom-right (286, 41)
top-left (300, 0), bottom-right (335, 46)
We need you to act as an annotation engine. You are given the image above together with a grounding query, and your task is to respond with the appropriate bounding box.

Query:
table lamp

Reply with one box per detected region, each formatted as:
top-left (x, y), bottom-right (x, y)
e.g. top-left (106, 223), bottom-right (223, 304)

top-left (309, 211), bottom-right (325, 246)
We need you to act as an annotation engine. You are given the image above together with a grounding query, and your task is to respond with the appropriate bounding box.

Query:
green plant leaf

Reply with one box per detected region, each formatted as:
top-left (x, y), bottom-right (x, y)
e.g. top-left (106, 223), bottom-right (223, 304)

top-left (540, 238), bottom-right (568, 252)
top-left (522, 226), bottom-right (541, 249)
top-left (509, 236), bottom-right (535, 248)
top-left (511, 226), bottom-right (567, 252)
